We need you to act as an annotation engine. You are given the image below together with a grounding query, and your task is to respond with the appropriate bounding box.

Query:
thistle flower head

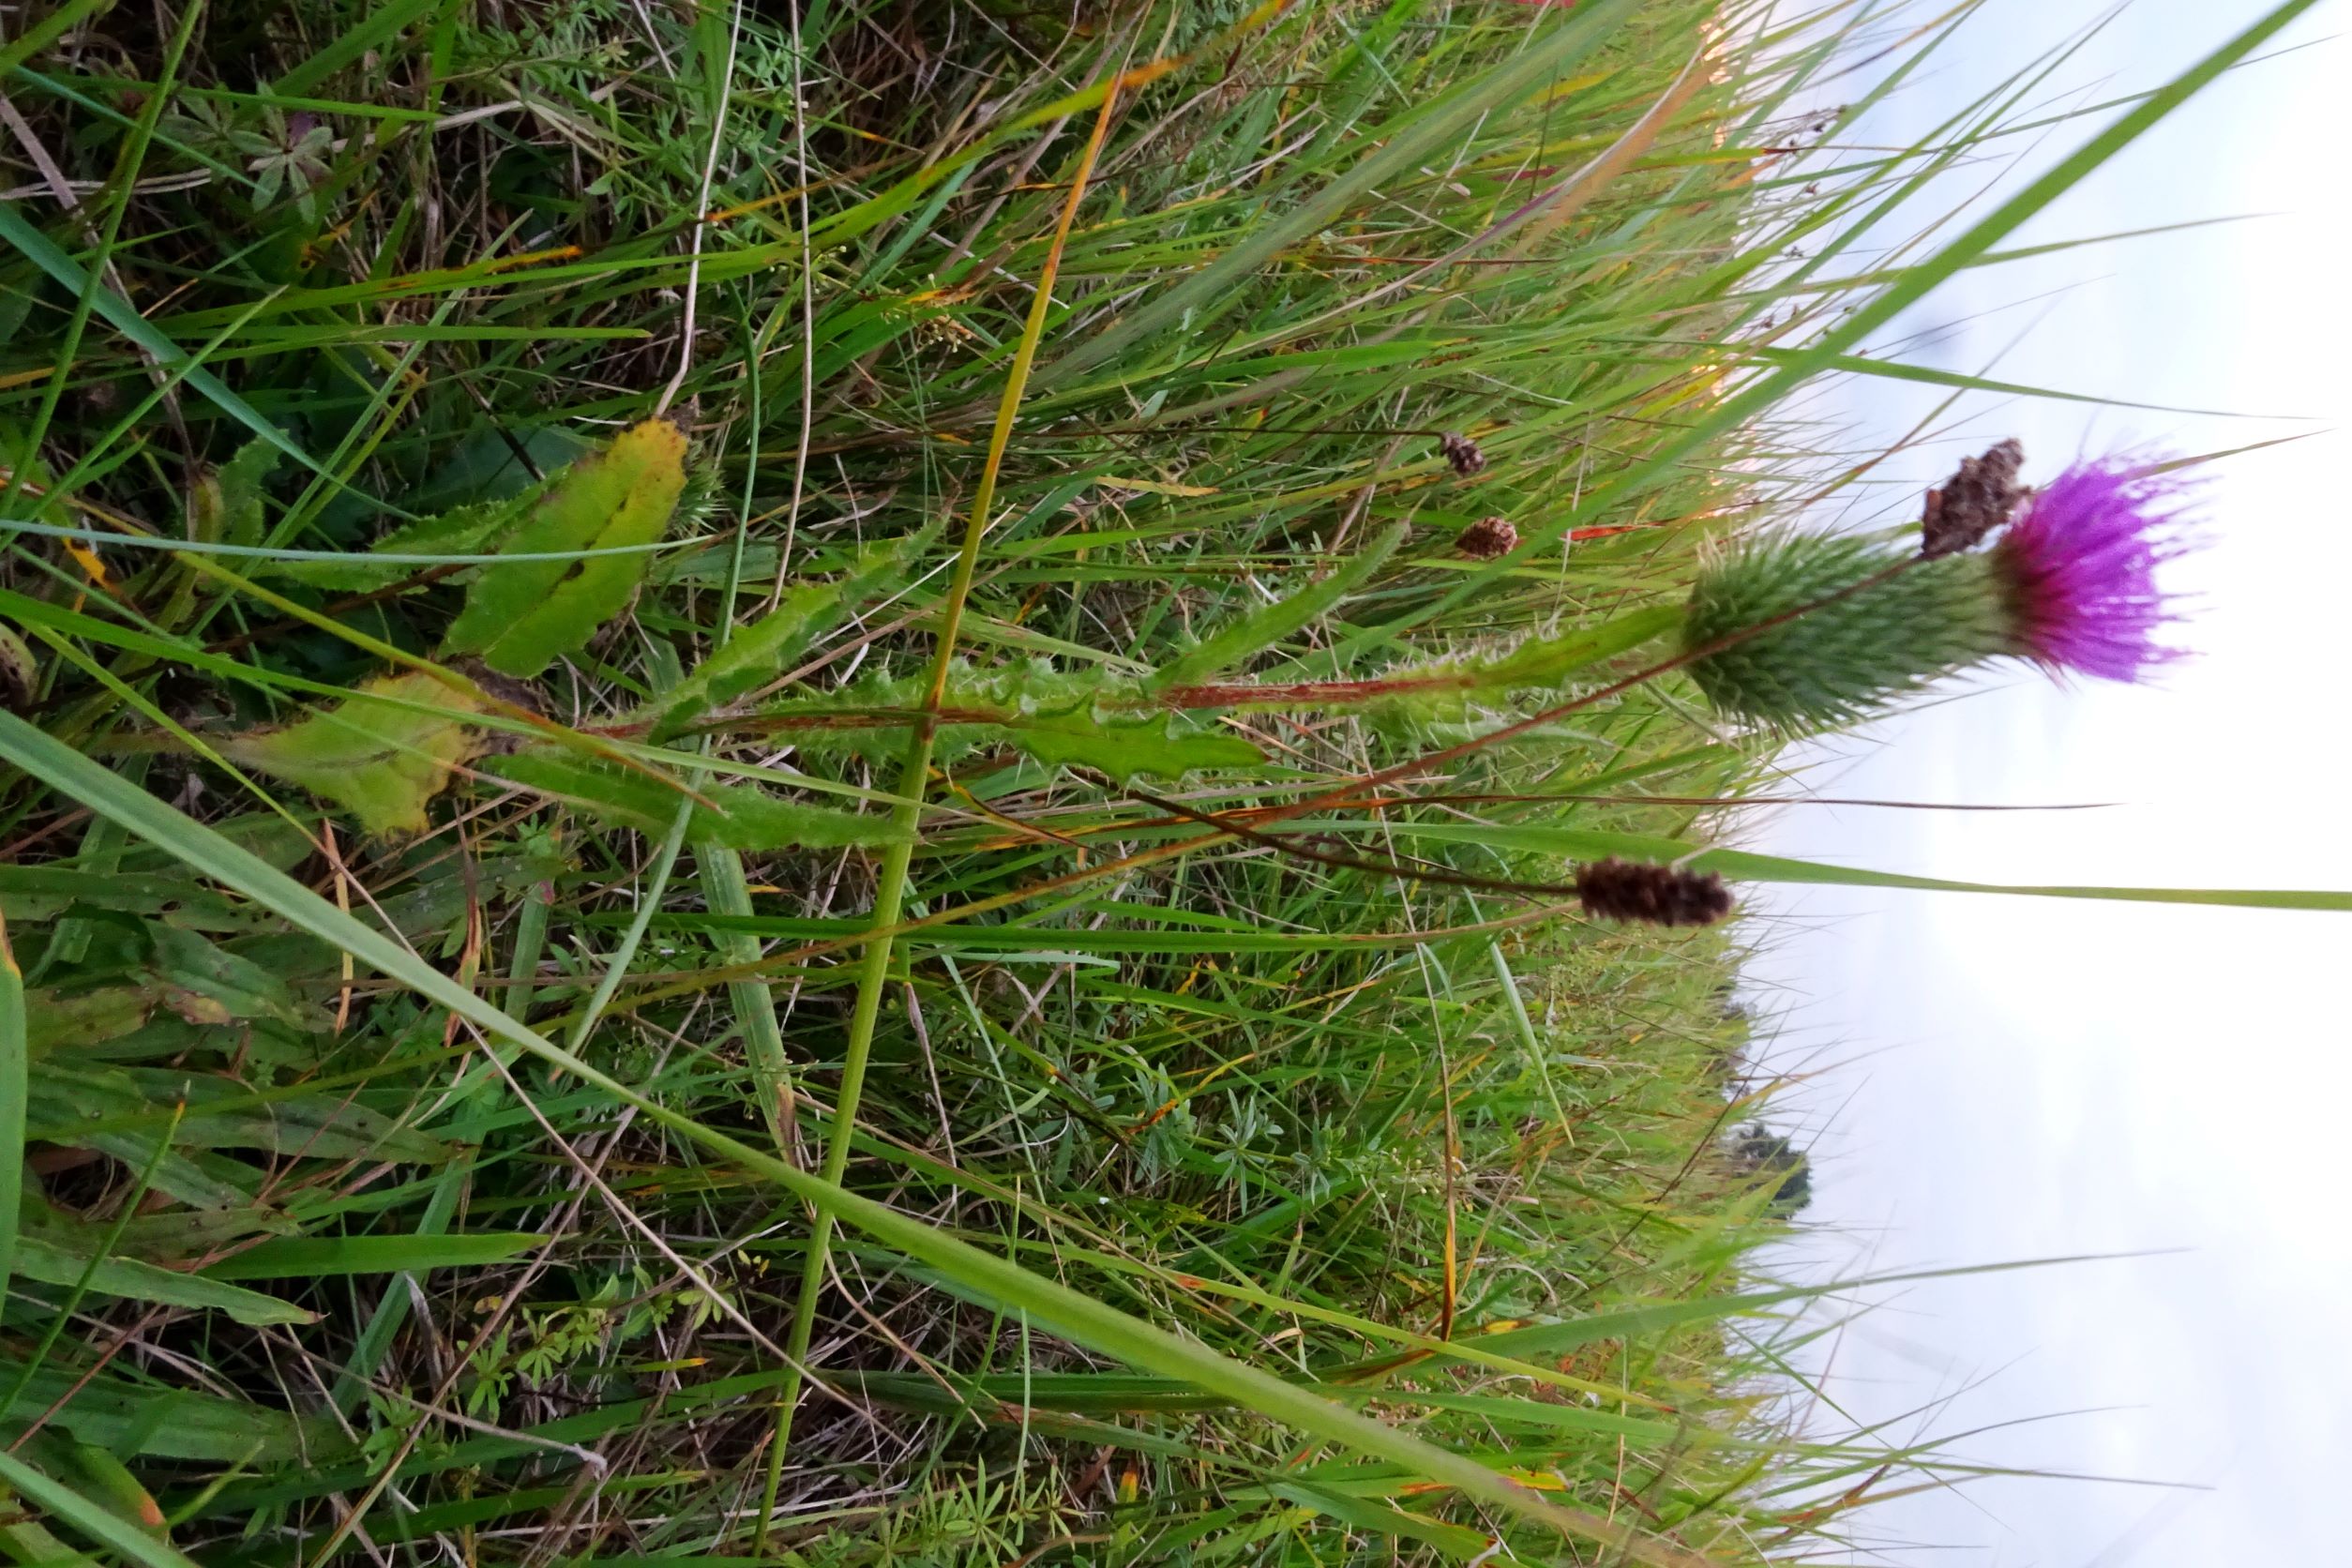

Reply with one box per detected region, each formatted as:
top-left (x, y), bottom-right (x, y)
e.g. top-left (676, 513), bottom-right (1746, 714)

top-left (1990, 460), bottom-right (2191, 683)
top-left (1682, 449), bottom-right (2198, 729)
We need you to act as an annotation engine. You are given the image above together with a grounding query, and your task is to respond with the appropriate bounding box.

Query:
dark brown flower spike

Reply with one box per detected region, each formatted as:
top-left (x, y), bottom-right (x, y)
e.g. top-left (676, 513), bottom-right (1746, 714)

top-left (1440, 432), bottom-right (1486, 477)
top-left (1575, 858), bottom-right (1733, 927)
top-left (1457, 515), bottom-right (1519, 560)
top-left (1920, 438), bottom-right (2027, 560)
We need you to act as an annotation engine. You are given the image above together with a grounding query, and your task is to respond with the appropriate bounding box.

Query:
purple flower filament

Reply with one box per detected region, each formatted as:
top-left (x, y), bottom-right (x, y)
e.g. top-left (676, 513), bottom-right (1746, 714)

top-left (1991, 461), bottom-right (2193, 683)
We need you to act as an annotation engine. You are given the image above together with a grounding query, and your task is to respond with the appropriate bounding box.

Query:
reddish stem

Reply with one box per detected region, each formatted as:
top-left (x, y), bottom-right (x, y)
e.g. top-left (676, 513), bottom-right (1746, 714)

top-left (1150, 671), bottom-right (1473, 710)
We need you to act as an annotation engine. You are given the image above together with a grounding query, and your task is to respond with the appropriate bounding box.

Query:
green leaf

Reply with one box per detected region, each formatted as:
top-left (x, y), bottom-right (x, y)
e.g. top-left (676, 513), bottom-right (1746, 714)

top-left (25, 987), bottom-right (164, 1054)
top-left (11, 1235), bottom-right (312, 1326)
top-left (25, 924), bottom-right (324, 1055)
top-left (87, 1205), bottom-right (300, 1263)
top-left (219, 671), bottom-right (483, 836)
top-left (191, 438), bottom-right (280, 549)
top-left (12, 1432), bottom-right (169, 1541)
top-left (440, 418), bottom-right (689, 676)
top-left (1468, 605), bottom-right (1683, 688)
top-left (645, 526), bottom-right (937, 737)
top-left (0, 867), bottom-right (246, 925)
top-left (0, 1360), bottom-right (334, 1463)
top-left (202, 1232), bottom-right (538, 1280)
top-left (142, 924), bottom-right (323, 1032)
top-left (1153, 523), bottom-right (1405, 692)
top-left (1015, 708), bottom-right (1261, 784)
top-left (1378, 822), bottom-right (2352, 912)
top-left (0, 1444), bottom-right (204, 1568)
top-left (29, 1068), bottom-right (448, 1164)
top-left (75, 1133), bottom-right (256, 1213)
top-left (488, 750), bottom-right (905, 851)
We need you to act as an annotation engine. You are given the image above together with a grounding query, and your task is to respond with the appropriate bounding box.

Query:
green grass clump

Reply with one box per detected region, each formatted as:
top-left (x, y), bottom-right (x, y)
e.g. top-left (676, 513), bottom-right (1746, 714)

top-left (0, 1), bottom-right (2334, 1564)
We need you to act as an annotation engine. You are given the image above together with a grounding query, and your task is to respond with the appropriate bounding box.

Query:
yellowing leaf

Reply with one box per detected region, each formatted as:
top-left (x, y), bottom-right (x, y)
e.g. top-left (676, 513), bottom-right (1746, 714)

top-left (440, 418), bottom-right (688, 676)
top-left (1095, 475), bottom-right (1219, 497)
top-left (220, 671), bottom-right (482, 836)
top-left (63, 538), bottom-right (110, 588)
top-left (0, 619), bottom-right (38, 706)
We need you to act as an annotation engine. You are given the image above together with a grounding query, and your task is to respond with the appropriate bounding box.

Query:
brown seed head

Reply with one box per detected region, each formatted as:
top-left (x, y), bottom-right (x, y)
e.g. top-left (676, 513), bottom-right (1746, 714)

top-left (1457, 515), bottom-right (1519, 560)
top-left (1920, 438), bottom-right (2027, 560)
top-left (1440, 432), bottom-right (1486, 477)
top-left (1575, 858), bottom-right (1734, 927)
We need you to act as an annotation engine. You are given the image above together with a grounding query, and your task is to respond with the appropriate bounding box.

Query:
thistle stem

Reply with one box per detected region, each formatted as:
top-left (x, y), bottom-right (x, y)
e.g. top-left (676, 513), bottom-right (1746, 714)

top-left (1147, 671), bottom-right (1474, 711)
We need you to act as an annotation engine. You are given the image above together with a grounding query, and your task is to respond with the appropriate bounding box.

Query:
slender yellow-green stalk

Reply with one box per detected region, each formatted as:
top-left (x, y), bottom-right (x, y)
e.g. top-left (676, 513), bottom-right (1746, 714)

top-left (0, 912), bottom-right (23, 1315)
top-left (751, 63), bottom-right (1128, 1552)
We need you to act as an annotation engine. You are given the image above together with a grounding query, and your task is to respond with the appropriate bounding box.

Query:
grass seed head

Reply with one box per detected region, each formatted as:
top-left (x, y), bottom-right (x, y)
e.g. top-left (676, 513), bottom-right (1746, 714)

top-left (1440, 431), bottom-right (1487, 476)
top-left (1458, 515), bottom-right (1519, 560)
top-left (1576, 858), bottom-right (1734, 927)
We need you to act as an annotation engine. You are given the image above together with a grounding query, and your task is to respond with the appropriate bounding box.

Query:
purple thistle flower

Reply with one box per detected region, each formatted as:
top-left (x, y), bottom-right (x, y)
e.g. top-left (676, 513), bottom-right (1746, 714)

top-left (1990, 460), bottom-right (2195, 683)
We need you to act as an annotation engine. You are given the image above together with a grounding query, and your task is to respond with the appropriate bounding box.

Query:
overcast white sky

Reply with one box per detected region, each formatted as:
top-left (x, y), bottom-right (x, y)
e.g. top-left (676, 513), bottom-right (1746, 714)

top-left (1738, 2), bottom-right (2348, 1562)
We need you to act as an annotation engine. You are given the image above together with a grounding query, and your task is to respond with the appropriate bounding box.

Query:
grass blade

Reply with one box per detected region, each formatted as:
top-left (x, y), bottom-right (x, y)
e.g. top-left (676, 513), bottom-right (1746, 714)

top-left (1382, 822), bottom-right (2352, 912)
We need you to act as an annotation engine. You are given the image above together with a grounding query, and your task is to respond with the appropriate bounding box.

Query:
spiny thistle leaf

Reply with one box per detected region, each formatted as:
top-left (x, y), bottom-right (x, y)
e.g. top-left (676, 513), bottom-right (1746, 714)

top-left (487, 749), bottom-right (905, 851)
top-left (440, 418), bottom-right (688, 676)
top-left (749, 660), bottom-right (1258, 782)
top-left (643, 525), bottom-right (938, 738)
top-left (1152, 523), bottom-right (1406, 693)
top-left (1465, 606), bottom-right (1682, 690)
top-left (759, 659), bottom-right (1095, 768)
top-left (1016, 708), bottom-right (1262, 784)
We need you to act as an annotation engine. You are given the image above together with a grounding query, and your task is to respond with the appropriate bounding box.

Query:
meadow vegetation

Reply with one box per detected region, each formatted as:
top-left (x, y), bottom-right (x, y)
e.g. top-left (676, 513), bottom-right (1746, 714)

top-left (0, 1), bottom-right (2329, 1563)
